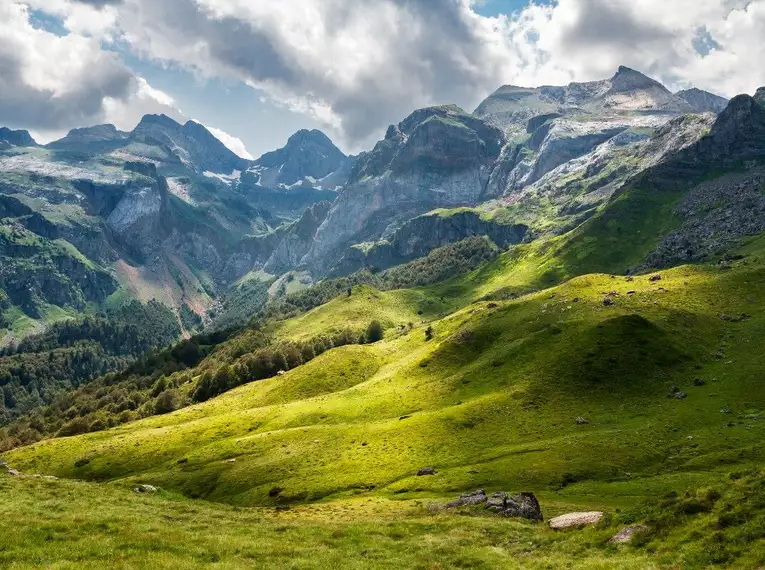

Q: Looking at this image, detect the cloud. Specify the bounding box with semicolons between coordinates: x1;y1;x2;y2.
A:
6;0;765;154
205;125;254;160
0;2;182;137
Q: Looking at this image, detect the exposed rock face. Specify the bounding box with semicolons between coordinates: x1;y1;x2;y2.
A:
304;105;504;274
475;66;693;135
549;511;604;529
264;201;332;274
0;128;37;148
329;210;526;276
675;88;729;114
131;114;248;174
250;130;350;189
445;489;543;521
754;87;765;106
48;124;129;149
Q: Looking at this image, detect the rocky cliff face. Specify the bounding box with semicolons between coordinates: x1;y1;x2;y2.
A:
48;124;130;151
264;201;332;274
131;115;248;174
479;68;727;202
329;210;527;276
303;105;504;274
249;130;350;190
0;128;37;148
675;88;729;114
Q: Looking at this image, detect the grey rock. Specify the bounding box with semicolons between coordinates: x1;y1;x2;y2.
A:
549;511;604;530
250;129;348;189
446;489;487;508
576;417;589;425
485;492;544;522
675;88;729;114
675;392;688;400
0;127;37;147
134;484;158;494
609;524;649;543
7;468;21;476
417;467;436;476
603;297;616;307
693;378;706;387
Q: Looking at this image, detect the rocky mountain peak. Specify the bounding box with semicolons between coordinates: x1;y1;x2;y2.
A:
755;87;765;106
131;114;248;174
610;65;666;93
675;88;729;114
49;124;129;148
251;129;347;188
0;128;37;148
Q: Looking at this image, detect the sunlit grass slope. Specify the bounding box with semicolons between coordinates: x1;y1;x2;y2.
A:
4;472;765;569
9;236;765;515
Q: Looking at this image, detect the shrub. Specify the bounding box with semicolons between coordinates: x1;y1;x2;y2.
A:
365;321;384;343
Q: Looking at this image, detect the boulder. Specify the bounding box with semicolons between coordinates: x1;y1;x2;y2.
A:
649;274;662;282
603;297;616;307
417;467;436;476
609;525;649;543
675;392;688;400
7;468;21;477
446;489;487;508
133;484;158;494
486;492;544;522
693;378;706;387
576;417;589;425
549;511;604;530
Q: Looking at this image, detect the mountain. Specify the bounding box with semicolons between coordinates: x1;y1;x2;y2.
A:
675;87;729;113
48;124;130;150
130;114;249;175
303;104;504;273
5;72;765;569
248;129;351;190
0;115;349;346
0;128;37;149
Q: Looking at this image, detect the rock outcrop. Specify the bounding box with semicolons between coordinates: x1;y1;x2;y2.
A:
445;489;543;522
328;209;526;276
675;88;729;114
303;105;504;274
0;128;37;148
549;511;604;530
131;114;248;174
249;129;350;189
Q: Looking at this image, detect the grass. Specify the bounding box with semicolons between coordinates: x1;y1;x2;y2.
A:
5;170;765;566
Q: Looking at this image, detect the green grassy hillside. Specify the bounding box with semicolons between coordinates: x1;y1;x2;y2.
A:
8;237;765;509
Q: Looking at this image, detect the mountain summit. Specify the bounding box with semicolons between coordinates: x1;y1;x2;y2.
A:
250;129;348;188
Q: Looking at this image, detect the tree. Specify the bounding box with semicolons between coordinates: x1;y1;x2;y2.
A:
365;321;384;343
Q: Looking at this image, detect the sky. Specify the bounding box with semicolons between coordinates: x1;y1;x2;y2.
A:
1;0;764;161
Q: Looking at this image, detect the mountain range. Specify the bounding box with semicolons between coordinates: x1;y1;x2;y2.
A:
4;64;765;568
0;66;748;346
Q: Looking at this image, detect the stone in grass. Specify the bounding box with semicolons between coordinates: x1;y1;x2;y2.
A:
7;468;21;476
609;525;649;543
649;274;662;282
417;467;436;476
486;492;544;522
446;489;487;508
576;417;589;425
603;297;616;307
134;484;158;494
549;511;604;530
675;392;688;400
693;378;706;386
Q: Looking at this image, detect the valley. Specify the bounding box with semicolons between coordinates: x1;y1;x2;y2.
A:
2;64;765;568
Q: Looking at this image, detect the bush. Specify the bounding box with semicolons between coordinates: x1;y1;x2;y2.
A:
365;321;384;343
